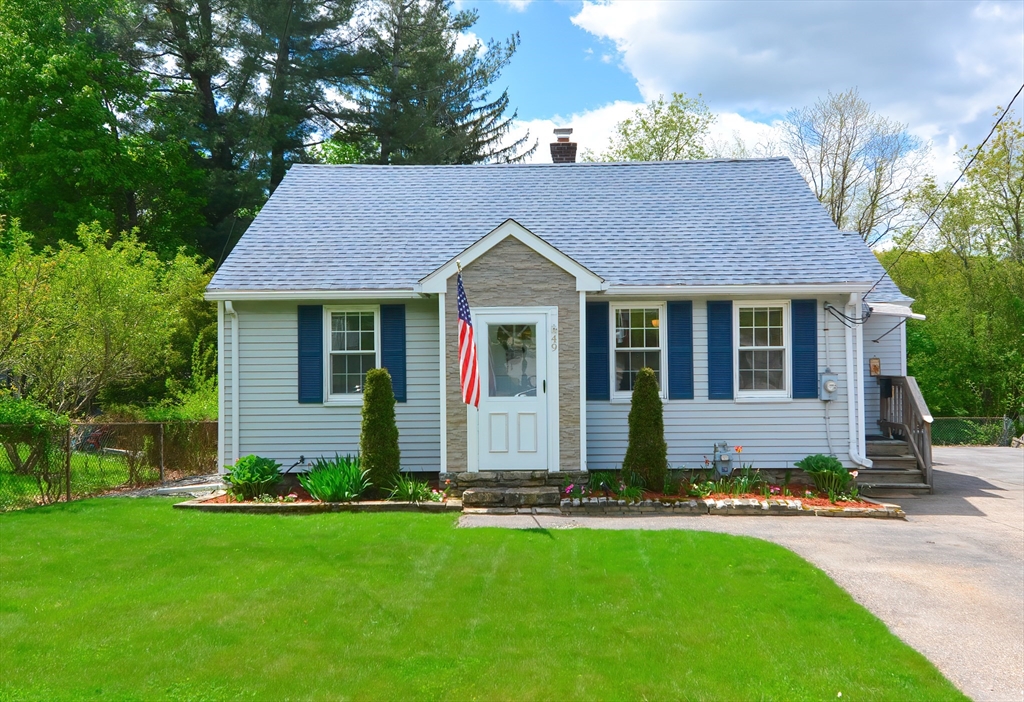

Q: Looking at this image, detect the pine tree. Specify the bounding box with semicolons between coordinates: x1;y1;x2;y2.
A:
360;367;401;490
622;367;668;490
346;0;535;165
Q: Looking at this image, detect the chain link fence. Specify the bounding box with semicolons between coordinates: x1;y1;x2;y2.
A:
931;416;1022;446
1;421;217;511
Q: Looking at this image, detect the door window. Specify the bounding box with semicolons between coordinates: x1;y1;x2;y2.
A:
487;324;537;397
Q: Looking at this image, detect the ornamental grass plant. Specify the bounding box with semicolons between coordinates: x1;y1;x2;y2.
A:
299;454;370;502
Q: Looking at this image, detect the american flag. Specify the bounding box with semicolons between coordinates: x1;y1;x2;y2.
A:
457;272;480;407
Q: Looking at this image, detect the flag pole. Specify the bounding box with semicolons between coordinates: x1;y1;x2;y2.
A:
456;259;462;273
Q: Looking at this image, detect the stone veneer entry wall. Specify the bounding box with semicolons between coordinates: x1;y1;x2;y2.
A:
445;236;581;473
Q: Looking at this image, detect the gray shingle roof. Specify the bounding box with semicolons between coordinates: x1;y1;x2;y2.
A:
209;158;910;303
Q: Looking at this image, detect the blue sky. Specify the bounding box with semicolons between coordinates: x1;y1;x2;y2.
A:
467;1;642;120
458;0;1024;180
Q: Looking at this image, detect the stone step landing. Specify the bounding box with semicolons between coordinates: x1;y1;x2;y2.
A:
441;470;584;496
461;486;561;508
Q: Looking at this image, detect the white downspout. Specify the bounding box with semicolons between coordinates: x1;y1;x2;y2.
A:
579;290;587;473
217;301;225;472
438;292;447;474
225;301;240;465
854;295;869;462
844;294;871;468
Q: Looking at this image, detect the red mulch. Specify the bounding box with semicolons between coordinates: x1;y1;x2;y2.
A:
636;489;877;509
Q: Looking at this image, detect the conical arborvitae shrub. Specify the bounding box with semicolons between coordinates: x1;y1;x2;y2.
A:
360;367;401;490
622;366;667;489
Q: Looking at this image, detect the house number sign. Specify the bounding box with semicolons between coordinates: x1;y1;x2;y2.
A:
550;325;558;351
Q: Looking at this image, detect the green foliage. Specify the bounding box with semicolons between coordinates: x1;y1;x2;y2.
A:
0;219;214;415
299;454;370;502
583;93;714;162
585;471;618;496
223;455;282;501
795;454;852;497
622;367;668;489
883;114;1024;419
387;475;436;503
0;396;69;505
360;368;400;490
350;0;534;165
0;0;206;254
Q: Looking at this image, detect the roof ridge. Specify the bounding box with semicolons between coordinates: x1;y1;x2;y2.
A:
288;157;792;170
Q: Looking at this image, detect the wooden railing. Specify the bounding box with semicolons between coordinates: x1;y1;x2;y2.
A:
878;375;934;488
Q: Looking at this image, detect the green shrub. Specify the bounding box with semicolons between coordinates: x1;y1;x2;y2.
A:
586;471;618;496
224;455;281;501
299;454;370;502
360;368;400;490
622;367;667;489
387;475;436;503
0;396;70;504
795;454;852;499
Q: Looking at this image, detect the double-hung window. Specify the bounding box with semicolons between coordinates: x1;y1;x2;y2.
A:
736;302;789;397
325;307;379;400
612;305;665;396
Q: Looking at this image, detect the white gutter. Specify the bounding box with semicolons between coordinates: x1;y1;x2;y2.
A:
601;283;871;297
205;289;423;302
844;294;872;469
224;301;240;465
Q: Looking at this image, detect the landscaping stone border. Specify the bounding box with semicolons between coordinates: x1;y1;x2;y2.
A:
172;491;464;514
173;491;904;519
553;496;905;519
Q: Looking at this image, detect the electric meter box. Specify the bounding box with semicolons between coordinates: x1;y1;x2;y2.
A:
819;372;839;402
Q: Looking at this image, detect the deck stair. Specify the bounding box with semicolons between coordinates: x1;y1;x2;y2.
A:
859;438;931;493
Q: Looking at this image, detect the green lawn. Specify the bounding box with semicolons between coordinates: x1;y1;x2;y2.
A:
0;500;963;701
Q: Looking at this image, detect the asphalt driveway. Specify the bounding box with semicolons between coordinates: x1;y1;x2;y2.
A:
461;447;1024;701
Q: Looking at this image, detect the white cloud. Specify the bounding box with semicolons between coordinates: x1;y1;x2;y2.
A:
497;0;533;11
508;101;643;162
569;0;1024;183
455;31;486;55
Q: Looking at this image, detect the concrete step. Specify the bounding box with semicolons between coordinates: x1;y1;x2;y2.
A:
857;468;925;486
861;482;933;493
462;486;560;508
866;439;910;457
870;455;920;470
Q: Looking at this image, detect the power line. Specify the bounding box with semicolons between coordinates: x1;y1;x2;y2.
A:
864;82;1024;298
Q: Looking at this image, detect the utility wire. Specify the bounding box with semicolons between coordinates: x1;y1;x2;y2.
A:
864;82;1024;298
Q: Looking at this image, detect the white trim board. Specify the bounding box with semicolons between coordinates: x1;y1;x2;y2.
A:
205;289;422;302
601;284;872;297
418;219;604;293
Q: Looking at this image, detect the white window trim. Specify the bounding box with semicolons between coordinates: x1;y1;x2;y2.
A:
733;300;791;402
609;302;668;401
323;305;381;406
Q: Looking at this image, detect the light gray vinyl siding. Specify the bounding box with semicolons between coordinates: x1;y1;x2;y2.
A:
587;296;855;471
863;313;906;435
221;299;440;471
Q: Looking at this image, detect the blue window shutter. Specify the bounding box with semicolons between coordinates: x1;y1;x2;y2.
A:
707;301;733;400
380;304;407;403
586;301;610;401
666;301;693;400
297;305;323;404
791;299;818;399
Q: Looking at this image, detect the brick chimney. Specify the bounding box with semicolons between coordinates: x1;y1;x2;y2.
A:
550;128;577;164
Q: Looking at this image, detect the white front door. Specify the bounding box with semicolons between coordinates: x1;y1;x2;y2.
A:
475;310;551;471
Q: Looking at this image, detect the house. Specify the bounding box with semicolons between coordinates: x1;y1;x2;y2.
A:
206;131;933;491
